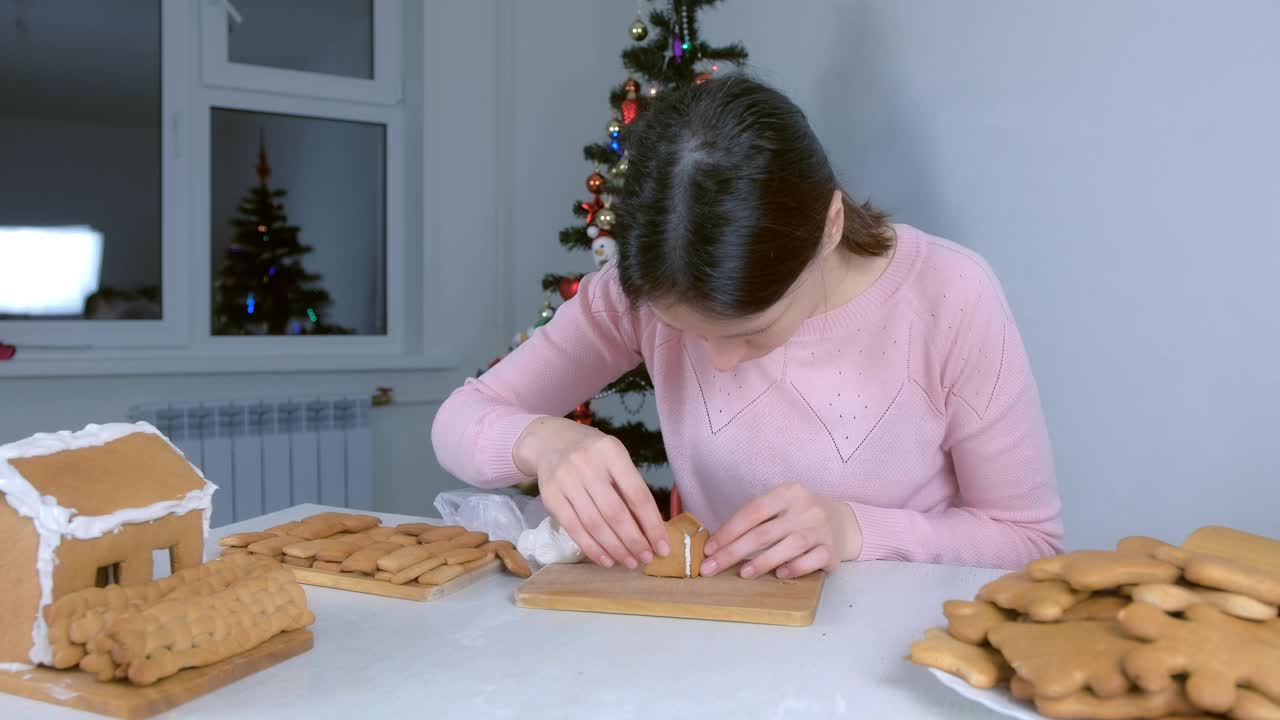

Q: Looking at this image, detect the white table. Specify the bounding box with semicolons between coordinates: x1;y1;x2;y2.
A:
2;504;1010;719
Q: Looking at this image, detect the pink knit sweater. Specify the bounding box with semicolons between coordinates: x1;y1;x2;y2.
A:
432;224;1063;569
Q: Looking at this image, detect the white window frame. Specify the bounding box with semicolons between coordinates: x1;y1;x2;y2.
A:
0;3;193;350
0;0;452;377
191;88;404;357
199;0;403;106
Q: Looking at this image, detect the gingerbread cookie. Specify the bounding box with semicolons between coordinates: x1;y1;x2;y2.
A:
497;546;532;578
218;532;277;548
1121;601;1280;713
977;571;1089;621
1131;583;1278;622
1061;595;1131;622
336;514;380;532
293;517;347;541
388;556;447;585
417;525;466;542
460;551;496;572
1182;554;1280;607
448;531;490;549
246;534;304;556
1028;550;1181;592
1116;536;1179;559
909;628;1011;689
444;548;486;565
942;600;1014;645
987;620;1137;699
1034;683;1198;720
417;564;466;586
340;541;402;575
395;523;434;536
1009;674;1036;701
377;545;436;573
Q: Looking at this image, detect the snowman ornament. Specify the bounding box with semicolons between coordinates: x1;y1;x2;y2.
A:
591;232;618;268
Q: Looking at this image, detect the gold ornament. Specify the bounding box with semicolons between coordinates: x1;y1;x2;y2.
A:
609;158;628;178
596;207;616;231
629;17;648;41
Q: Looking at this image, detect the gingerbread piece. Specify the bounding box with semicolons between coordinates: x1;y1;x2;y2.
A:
1009;674;1036;701
1034;684;1198;720
417;526;466;542
480;540;517;554
314;536;375;563
1232;687;1280;720
340;541;402;575
1121;602;1280;713
417;540;459;556
1132;583;1278;622
444;548;486;565
376;546;435;573
263;521;305;537
1182;554;1280;606
1152;544;1192;569
388;556;447;585
293;517;347;541
281;556;313;568
281;539;331;559
908;628;1011;689
497;546;532;578
384;533;419;546
374;571;394;582
976;571;1089;621
335;514;380;532
942;600;1014;645
364;527;398;540
417;564;466;585
459;552;496;572
448;531;490;549
987;620;1138;699
245;535;305;556
395;523;434;536
218;532;276;548
1028;550;1181;592
220;547;250;558
645;512;709;578
1116;535;1180;559
1060;594;1131;622
311;560;344;572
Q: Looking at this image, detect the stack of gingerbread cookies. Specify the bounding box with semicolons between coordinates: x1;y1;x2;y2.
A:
218;511;531;587
910;536;1280;719
45;553;313;686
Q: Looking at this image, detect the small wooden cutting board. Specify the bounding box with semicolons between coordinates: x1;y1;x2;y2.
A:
514;562;824;626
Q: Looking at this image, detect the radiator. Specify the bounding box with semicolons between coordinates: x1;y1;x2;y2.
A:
129;396;373;527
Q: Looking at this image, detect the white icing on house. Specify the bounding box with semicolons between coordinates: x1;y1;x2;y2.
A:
0;422;216;665
683;533;692;577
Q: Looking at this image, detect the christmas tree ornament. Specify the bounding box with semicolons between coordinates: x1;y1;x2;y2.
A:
629;17;648;41
595;206;616;231
572;402;595;426
586;224;601;239
623;77;641;94
586;171;606;194
592;234;619;268
535;302;555;327
621;87;639;124
579;194;603;224
607;117;623;138
647;82;660;97
558;275;581;300
608;157;628;179
695;72;712;84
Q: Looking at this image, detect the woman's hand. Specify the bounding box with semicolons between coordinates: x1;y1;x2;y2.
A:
514;416;670;569
702;482;863;579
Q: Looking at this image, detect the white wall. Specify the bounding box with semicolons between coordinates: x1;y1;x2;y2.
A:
503;0;1279;549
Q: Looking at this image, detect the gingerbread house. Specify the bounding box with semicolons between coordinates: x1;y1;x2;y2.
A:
0;422;216;666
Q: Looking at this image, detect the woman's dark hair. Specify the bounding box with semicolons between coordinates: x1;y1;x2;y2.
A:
617;74;891;318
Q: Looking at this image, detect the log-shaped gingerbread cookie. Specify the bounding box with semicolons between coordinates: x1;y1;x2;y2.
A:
417;564;466;585
444;548;487;565
497;546;532;578
1131;582;1278;622
336;514;381;532
417;525;466;542
246;534;305;556
218;532;277;548
388;556;447;585
340;541;402;575
376;545;435;573
447;531;489;549
395;523;435;536
293;517;347;541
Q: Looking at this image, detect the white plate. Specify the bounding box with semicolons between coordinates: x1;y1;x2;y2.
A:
928;669;1049;720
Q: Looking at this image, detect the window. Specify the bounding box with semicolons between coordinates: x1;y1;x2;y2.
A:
0;0;421;369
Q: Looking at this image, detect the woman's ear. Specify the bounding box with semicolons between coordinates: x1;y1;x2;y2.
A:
820;190;845;256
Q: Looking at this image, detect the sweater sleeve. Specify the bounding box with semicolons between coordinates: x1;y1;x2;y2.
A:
431;265;645;488
851;271;1063;570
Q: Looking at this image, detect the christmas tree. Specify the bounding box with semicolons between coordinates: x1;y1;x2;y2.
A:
483;1;746;508
213;136;351;336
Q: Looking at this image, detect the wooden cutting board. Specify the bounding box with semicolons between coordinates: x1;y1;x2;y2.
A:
0;629;312;719
290;557;502;601
514;562;824;626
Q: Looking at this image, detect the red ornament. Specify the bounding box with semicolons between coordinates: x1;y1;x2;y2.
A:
579;194;603;225
572;402;594;426
0;342;15;361
621;88;639;125
488;355;503;369
695;72;712;85
586;171;606;194
623;77;640;94
558;275;582;301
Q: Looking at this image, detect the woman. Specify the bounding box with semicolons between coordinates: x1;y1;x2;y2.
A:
433;75;1062;577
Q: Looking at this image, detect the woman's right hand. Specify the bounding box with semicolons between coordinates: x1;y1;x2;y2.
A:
514;416;670;568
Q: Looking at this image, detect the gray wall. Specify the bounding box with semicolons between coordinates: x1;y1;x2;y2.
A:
504;0;1280;549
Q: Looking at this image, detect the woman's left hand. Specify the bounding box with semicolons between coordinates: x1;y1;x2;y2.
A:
701;483;863;579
